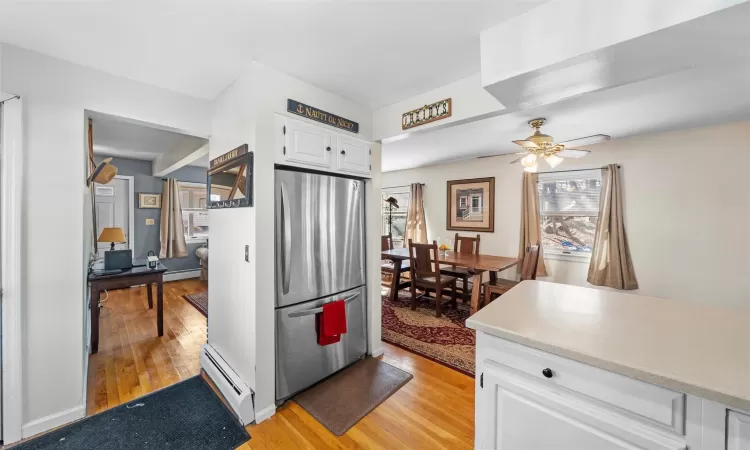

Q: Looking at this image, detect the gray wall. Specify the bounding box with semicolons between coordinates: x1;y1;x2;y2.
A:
94;156;207;273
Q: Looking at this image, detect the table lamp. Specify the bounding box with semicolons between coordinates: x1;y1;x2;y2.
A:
98;227;126;251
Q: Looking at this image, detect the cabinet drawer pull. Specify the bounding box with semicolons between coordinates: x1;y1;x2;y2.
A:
326;146;331;151
340;149;346;155
542;368;554;378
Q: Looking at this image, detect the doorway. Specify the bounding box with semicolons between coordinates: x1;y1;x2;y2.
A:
85;112;209;417
94;176;134;257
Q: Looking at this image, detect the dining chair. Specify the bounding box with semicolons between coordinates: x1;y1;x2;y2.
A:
482;244;540;307
381;234;410;289
407;239;458;318
439;233;480;303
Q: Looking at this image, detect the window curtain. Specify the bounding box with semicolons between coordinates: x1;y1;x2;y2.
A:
160;178;188;258
404;183;427;245
587;164;638;290
519;172;547;277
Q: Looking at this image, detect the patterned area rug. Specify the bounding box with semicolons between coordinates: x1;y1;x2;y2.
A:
382;290;476;376
183;291;208;317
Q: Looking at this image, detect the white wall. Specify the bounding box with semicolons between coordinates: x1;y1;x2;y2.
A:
208;61;377;422
0;43;211;436
382;121;750;309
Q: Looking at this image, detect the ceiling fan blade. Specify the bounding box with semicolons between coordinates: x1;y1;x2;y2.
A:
512;139;539;150
559;134;610;147
557;149;590;158
509;156;524;164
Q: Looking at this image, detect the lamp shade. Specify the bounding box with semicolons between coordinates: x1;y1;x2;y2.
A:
98;227;126;243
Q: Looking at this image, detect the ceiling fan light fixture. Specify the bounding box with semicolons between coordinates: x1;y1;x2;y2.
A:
545;154;563;168
520;153;537;168
524;164;538;173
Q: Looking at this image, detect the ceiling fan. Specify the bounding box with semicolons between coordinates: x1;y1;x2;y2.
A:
510;118;610;172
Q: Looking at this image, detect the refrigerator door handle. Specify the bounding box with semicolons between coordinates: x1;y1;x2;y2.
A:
286;293;359;318
281;181;292;295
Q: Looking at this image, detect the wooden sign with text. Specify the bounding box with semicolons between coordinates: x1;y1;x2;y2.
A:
210;144;248;169
287;99;359;133
402;98;452;130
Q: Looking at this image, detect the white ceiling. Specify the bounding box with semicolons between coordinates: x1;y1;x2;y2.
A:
90;112;208;166
0;0;546;108
383;3;750;172
382;64;750;172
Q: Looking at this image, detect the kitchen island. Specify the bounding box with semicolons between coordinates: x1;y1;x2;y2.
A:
466;281;750;450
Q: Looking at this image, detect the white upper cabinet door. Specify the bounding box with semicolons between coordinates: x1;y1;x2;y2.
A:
335;134;370;175
728;411;750;450
283;117;333;168
476;361;686;450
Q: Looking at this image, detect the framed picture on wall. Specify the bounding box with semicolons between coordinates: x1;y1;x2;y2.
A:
446;177;495;232
138;193;162;209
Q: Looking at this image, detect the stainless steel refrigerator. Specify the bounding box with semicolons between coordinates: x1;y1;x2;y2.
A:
274;168;367;401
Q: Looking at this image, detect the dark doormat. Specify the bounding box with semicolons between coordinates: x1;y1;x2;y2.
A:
294;357;412;436
14;376;249;450
183;291;208;317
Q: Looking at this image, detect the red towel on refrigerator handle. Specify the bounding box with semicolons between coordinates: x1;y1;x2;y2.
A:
317;299;347;346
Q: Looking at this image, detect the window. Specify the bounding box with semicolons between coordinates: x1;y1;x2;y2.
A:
382;187;410;248
537;170;602;259
178;181;209;241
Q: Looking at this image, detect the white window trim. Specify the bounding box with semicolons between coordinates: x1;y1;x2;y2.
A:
178;181;210;243
538;168;601;263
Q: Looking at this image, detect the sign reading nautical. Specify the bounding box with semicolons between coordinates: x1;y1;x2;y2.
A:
287;99;359;134
402;98;452;130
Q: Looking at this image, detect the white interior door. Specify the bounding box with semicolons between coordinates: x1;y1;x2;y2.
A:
95;177;132;257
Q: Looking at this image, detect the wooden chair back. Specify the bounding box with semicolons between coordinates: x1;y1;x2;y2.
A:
520;244;540;281
408;240;439;279
381;234;393;252
453;233;480;255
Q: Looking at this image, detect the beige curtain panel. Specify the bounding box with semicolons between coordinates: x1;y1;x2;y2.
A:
160;178;188;259
519;172;548;277
587;164;638;290
404;183;428;245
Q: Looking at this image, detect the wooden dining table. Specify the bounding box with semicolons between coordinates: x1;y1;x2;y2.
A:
381;248;520;315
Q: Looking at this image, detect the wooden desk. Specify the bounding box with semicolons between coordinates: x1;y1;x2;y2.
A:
381;248;519;315
88;262;168;354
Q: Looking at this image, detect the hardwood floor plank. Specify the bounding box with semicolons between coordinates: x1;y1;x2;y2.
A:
88;280;476;449
86;279;207;415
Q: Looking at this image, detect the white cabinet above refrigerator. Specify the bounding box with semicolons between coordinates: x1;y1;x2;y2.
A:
276;114;371;177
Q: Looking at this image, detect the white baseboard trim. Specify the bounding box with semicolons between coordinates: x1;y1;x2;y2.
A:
164;269;201;282
254;404;276;424
370;346;385;358
21;404;86;439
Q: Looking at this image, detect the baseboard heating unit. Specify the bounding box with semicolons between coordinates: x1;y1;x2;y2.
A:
200;344;255;425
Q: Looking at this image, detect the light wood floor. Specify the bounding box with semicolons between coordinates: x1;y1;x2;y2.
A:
86;279;208;415
87;279;475;448
239;343;476;449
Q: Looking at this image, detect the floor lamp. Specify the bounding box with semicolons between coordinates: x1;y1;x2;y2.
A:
384;197;399;236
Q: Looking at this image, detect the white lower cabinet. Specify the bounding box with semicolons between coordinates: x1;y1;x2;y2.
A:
475;331;745;450
477;360;685;450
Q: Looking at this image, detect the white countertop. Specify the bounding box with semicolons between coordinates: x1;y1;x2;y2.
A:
466;280;750;411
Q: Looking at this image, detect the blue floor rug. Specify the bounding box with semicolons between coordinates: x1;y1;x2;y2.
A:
14;376;249;450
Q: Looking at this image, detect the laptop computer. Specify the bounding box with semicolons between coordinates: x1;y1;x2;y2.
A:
104;249;133;270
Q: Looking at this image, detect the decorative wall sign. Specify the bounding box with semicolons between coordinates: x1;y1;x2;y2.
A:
139;193;162;209
402;98;452;130
210;144;249;169
208;144;254;209
446;177;495;232
287;99;359;133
